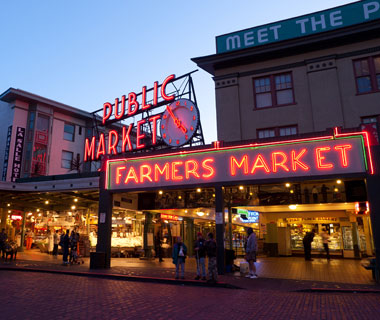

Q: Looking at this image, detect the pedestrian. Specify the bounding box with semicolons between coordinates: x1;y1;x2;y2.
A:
53;230;59;258
245;227;258;279
155;231;164;262
303;229;315;261
312;186;318;203
0;228;7;259
321;228;331;260
61;229;70;266
172;236;187;279
205;232;218;283
194;232;206;280
69;230;78;264
48;230;54;255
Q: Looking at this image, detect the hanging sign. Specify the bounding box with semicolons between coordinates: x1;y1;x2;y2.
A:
11;127;25;182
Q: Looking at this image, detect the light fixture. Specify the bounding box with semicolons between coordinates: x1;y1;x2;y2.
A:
27;212;33;216
158;190;163;195
38;213;42;217
36;209;40;212
45;200;49;205
285;183;291;188
7;203;10;207
290;190;294;194
184;210;188;213
178;196;182;200
196;188;201;193
288;204;297;210
337;179;342;184
74;198;78;202
71;205;76;210
239;186;244;190
8;210;11;213
212;194;215;197
196;211;205;217
249;192;253;196
334;188;339;192
164;220;169;224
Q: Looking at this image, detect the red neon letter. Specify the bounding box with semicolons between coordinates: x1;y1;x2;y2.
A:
315;147;333;169
136;119;146;149
108;130;119;155
127;92;139;116
185;160;200;179
141;86;151;110
122;124;133;151
291;149;309;171
251;154;270;174
115;96;126;120
153;81;158;106
84;137;96;162
272;152;289;172
154;163;170;181
172;161;183;181
140;165;153;182
116;166;126;184
149;115;161;145
230;155;248;176
334;144;352;167
124;167;139;184
102;102;113;124
202;158;215;178
161;74;175;102
96;133;106;159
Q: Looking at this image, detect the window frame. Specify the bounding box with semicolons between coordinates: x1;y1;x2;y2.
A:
257;125;298;139
63;122;75;142
61;150;73;169
353;55;380;95
253;72;296;109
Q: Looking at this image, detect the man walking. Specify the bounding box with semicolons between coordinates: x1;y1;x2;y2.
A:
205;232;217;283
303;229;315;261
194;232;206;280
172;236;187;279
52;230;59;258
321;228;331;260
245;227;258;279
0;228;7;259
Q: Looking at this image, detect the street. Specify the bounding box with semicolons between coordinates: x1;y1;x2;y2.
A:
1;271;380;320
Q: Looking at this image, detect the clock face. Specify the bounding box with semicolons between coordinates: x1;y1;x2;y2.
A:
160;98;200;147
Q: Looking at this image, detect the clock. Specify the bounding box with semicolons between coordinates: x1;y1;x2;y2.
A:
160;98;200;147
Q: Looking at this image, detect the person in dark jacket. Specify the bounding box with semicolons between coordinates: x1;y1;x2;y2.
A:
62;230;70;266
172;236;187;279
303;229;315;261
194;232;206;280
0;228;8;259
204;232;217;283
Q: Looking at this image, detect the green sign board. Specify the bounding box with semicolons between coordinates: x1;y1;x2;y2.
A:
216;0;380;53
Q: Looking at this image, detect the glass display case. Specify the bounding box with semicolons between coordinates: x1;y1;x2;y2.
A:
342;226;354;250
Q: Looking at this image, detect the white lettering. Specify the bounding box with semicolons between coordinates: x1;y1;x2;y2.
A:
363;1;380;19
257;28;268;43
226;35;241;50
244;31;255;46
269;25;281;39
330;10;343;27
296;18;309;34
311;15;326;31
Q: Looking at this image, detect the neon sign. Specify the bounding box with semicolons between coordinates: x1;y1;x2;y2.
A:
160;213;179;221
105;130;372;190
238;209;259;223
11;215;22;221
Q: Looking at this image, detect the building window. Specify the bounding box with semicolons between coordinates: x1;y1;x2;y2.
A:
258;126;297;139
361;115;378;124
61;150;73;169
64;123;75;141
353;56;380;94
253;73;294;108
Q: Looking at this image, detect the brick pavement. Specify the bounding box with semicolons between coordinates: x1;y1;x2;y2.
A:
0;271;380;320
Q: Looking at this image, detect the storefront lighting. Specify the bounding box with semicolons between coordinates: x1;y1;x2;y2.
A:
68;212;72;216
184;210;188;213
158;190;163;195
249;192;253;196
27;212;32;216
74;198;78;202
212;194;215;197
285;183;291;188
112;217;116;220
8;210;11;213
38;213;42;217
164;220;169;224
288;205;297;210
45;200;49;205
178;196;182;200
336;179;342;184
7;203;10;207
196;188;201;193
7;215;10;218
334;188;339;192
196;211;205;217
71;205;76;210
239;186;244;190
290;190;294;194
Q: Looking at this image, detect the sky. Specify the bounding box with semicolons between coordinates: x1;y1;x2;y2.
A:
0;0;354;143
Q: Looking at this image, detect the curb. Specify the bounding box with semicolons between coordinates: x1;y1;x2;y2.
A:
296;288;380;294
0;266;241;290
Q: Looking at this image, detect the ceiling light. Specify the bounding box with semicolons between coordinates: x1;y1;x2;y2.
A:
212;194;215;197
178;196;182;200
68;212;72;216
288;204;297;210
196;188;201;193
28;212;33;216
38;213;42;217
158;190;163;195
7;203;10;207
36;209;40;212
334;188;339;192
239;186;244;190
290;190;294;194
337;179;342;184
71;205;76;210
45;200;49;205
285;183;291;188
74;198;78;202
8;210;11;213
184;210;188;213
196;211;205;217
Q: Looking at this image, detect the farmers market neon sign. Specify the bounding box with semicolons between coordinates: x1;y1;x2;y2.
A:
104;129;373;190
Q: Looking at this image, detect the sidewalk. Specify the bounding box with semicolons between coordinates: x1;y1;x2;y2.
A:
1;249;378;292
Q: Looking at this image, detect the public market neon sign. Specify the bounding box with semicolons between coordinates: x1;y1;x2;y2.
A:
84;75;175;161
105;129;373;190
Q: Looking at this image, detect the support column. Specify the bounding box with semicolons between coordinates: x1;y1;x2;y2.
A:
227;206;233;250
18;211;26;252
143;212;153;259
92;171;113;269
215;186;225;275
